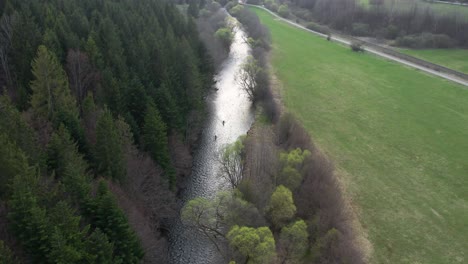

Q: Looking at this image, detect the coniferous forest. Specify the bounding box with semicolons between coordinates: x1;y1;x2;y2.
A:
0;0;214;262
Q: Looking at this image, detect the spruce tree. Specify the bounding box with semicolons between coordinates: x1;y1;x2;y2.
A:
142;104;175;187
30;45;77;122
187;0;200;18
0;240;17;263
0;133;30;198
8;173;51;262
87;181;143;263
46;125;87;179
95;108;125;182
0;95;42;166
86;228;115;264
47;201;90;263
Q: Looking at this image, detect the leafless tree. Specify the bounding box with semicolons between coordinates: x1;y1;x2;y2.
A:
181;191;265;260
237;56;262;102
104;117;177;264
66;50;97;105
181;193;230;260
217;136;245;189
0;14;14;91
242;126;277;210
197;7;230;69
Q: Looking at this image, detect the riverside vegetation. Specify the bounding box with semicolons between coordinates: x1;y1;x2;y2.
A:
181;2;365;264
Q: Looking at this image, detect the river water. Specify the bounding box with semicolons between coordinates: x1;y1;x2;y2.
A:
168;21;254;264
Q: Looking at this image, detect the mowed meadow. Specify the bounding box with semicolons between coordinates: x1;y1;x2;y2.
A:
400;48;468;75
251;7;468;264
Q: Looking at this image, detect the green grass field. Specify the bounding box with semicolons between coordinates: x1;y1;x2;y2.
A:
251;7;468;264
400;48;468;74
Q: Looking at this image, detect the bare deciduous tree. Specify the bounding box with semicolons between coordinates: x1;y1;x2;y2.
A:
242;126;277;210
0;14;14;90
237;56;262;102
66;49;97;105
181;191;265;261
218;136;245;189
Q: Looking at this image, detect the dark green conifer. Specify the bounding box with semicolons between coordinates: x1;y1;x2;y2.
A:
95;109;125;182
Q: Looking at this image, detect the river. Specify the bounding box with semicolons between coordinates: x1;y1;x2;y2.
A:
168;20;254;264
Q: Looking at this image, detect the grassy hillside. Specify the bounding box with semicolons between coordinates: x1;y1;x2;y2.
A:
251;6;468;264
400;48;468;74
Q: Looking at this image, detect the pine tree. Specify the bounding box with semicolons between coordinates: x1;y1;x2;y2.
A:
0;133;30;198
47;201;90;263
142;104;175;187
86;228;115;264
125;78;149;128
0;240;17;264
187;0;200;18
86;181;143;263
95;108;126;182
0;95;42;166
154;80;183;129
11;11;42;109
46;125;87;179
30;45;77;122
8;173;51;262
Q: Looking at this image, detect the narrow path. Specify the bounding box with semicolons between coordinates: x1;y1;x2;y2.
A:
433;0;468;7
244;4;468;88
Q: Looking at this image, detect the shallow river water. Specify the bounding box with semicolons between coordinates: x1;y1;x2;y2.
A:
168;21;254;264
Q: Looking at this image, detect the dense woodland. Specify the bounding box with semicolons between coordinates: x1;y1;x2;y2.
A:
259;0;468;48
0;0;219;262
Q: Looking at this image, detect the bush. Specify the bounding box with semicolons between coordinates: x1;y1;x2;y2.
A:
369;0;385;5
278;4;290;18
264;0;279;12
235;7;271;50
396;33;456;49
385;25;399;39
432;34;457;48
350;42;364;52
305;22;330;35
225;1;237;11
292;9;313;21
215;27;234;50
270;3;279;12
351;23;370;36
229;4;244;17
246;0;263;4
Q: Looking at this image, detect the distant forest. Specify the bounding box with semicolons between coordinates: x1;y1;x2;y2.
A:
0;0;215;262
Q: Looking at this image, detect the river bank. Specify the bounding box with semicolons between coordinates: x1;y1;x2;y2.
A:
168;18;254;264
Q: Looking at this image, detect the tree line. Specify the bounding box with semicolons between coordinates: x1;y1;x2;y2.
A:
261;0;468;48
0;0;218;262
